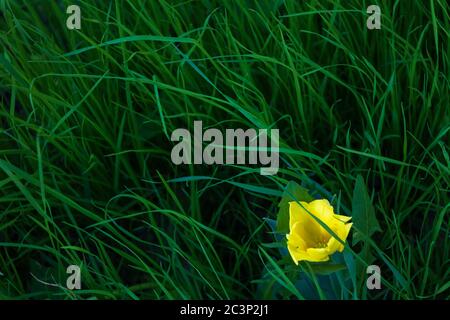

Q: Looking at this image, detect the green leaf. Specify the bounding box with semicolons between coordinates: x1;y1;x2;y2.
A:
305;262;347;275
276;181;314;233
63;35;195;57
351;175;381;244
436;282;450;295
261;241;286;249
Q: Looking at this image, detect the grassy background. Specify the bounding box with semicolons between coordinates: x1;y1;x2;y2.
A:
0;0;448;299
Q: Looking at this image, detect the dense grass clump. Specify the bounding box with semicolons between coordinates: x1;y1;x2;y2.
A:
0;0;448;299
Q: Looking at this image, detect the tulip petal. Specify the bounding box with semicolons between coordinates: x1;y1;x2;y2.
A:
307;199;334;222
326;235;341;254
305;199;340;238
326;222;353;253
306;248;331;262
338;222;353;252
287;199;353;264
287;246;312;265
290;201;329;227
286;222;308;250
288;201;309;230
333;214;352;223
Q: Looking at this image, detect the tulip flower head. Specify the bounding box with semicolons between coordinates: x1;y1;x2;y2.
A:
286;199;352;264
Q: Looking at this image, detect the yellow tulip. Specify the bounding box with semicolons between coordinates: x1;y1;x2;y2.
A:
286;199;352;264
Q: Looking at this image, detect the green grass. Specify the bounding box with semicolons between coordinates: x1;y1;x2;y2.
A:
0;0;448;299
